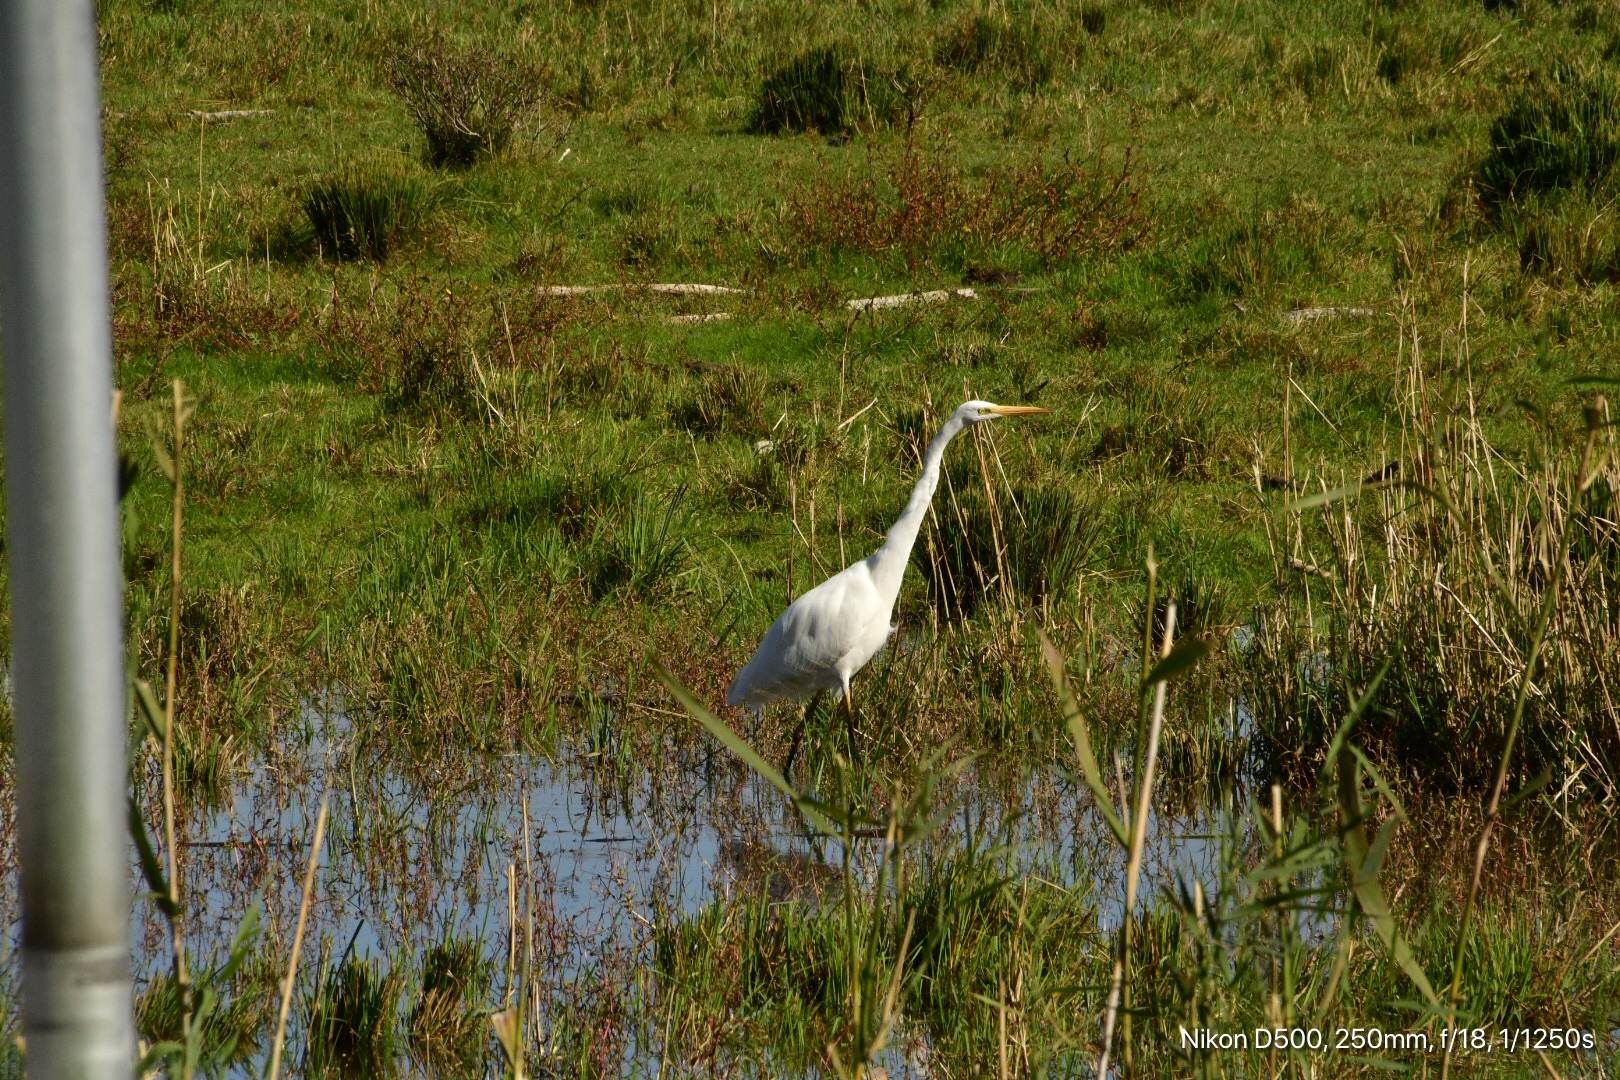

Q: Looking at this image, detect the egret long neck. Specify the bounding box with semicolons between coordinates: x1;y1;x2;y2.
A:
870;413;969;597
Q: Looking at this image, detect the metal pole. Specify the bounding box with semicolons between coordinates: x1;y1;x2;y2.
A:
0;0;134;1072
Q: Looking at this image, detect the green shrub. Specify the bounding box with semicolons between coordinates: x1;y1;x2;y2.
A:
303;158;428;262
386;38;544;168
1477;65;1620;209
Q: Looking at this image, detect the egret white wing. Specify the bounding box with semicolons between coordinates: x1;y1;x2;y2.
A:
727;562;884;705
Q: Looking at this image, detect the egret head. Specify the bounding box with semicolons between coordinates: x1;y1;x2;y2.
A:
957;399;1051;425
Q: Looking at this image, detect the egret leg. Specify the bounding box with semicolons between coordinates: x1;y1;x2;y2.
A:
844;691;859;763
782;691;822;782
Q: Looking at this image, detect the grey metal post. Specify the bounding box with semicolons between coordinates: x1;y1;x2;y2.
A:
0;0;134;1073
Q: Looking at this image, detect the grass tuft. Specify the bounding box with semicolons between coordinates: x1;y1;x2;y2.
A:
751;46;910;135
1477;64;1620;209
303;158;428;263
753;46;849;135
590;487;691;600
304;954;402;1080
917;485;1100;619
676;364;768;437
407;937;491;1075
1513;199;1620;281
935;12;1054;90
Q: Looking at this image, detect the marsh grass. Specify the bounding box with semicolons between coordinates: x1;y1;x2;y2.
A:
304;952;403;1080
68;0;1620;1072
753;46;849;135
648;571;1620;1077
406;937;493;1075
303;158;431;263
1170;193;1333;302
1241;349;1620;802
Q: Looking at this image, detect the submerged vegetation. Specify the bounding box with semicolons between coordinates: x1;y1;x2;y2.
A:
0;0;1618;1074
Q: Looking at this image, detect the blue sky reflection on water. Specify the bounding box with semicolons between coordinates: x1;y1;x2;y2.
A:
0;690;1304;1075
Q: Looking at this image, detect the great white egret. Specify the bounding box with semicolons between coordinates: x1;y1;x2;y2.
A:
727;400;1050;767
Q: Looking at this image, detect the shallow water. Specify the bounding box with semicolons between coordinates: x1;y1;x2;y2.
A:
9;688;1601;1077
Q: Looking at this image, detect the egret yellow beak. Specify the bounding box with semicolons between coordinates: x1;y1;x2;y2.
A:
985;405;1051;416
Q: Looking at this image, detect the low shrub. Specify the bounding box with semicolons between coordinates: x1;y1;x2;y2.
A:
386;38;544;168
1238;375;1620;800
785;146;1142;269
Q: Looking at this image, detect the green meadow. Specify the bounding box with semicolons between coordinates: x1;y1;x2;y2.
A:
1;0;1617;1075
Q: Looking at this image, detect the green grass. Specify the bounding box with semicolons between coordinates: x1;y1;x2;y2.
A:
14;0;1620;1073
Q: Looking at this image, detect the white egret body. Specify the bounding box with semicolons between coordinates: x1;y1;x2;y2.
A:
727;400;1048;709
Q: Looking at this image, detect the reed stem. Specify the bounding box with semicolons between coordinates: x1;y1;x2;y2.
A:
267;790;330;1080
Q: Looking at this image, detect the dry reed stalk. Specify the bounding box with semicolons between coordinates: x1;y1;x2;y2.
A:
266;789;330;1080
1439;571;1562;1080
160;378;193;1069
523;796;535;1070
1097;597;1177;1078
